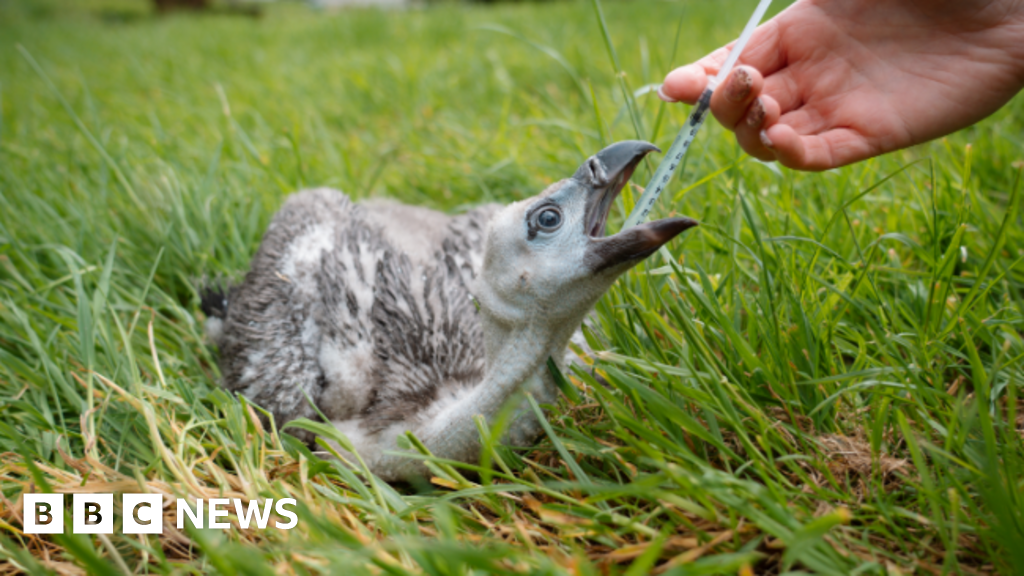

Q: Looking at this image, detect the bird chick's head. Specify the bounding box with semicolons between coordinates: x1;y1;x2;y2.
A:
476;140;698;326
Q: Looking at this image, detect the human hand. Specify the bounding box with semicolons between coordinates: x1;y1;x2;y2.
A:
659;0;1024;171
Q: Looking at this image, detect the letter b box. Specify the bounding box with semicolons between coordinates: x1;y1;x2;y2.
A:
72;494;114;534
22;494;64;534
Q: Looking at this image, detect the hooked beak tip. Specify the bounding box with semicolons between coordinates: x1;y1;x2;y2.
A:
585;216;699;273
576;140;661;186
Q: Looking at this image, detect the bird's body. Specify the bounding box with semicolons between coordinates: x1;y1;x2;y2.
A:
205;142;697;481
206;189;501;435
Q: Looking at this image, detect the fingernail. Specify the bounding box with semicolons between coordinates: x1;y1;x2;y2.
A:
657;85;678;103
759;129;774;150
746;98;765;127
725;67;752;102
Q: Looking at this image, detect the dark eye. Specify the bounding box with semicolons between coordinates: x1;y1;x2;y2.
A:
537;208;562;230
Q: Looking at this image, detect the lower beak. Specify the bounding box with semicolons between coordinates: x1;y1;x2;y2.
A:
585;217;699;273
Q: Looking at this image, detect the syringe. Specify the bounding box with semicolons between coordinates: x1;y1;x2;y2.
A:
622;0;774;229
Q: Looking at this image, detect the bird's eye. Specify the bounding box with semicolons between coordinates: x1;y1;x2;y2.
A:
537;208;562;230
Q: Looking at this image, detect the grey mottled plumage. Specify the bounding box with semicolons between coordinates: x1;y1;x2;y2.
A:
205;189;497;437
203;141;698;480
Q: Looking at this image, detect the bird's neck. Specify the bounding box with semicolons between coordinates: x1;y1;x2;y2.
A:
483;317;545;372
477;303;578;408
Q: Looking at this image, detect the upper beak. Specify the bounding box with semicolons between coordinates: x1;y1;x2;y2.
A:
573;140;699;273
575;140;661;238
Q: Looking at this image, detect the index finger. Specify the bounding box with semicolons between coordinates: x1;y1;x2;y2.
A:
660;17;787;104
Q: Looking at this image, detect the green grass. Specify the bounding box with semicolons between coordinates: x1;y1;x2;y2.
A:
2;0;1024;573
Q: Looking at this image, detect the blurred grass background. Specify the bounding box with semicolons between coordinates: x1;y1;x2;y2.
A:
1;0;1023;573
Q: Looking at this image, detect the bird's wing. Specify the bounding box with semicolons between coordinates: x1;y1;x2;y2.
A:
361;249;485;432
356;203;498;432
217;188;387;429
215;192;499;437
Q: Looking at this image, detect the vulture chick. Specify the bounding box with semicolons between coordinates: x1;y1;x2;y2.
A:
203;141;697;481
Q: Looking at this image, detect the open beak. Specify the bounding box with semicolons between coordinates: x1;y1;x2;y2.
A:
574;140;699;273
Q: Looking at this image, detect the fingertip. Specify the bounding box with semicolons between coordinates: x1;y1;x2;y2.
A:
725;65;764;101
709;66;765;131
764;124;811;170
735;96;778;161
746;94;779;129
661;64;708;105
735;127;776;162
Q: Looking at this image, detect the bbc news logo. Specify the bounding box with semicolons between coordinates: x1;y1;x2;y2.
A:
23;494;298;534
